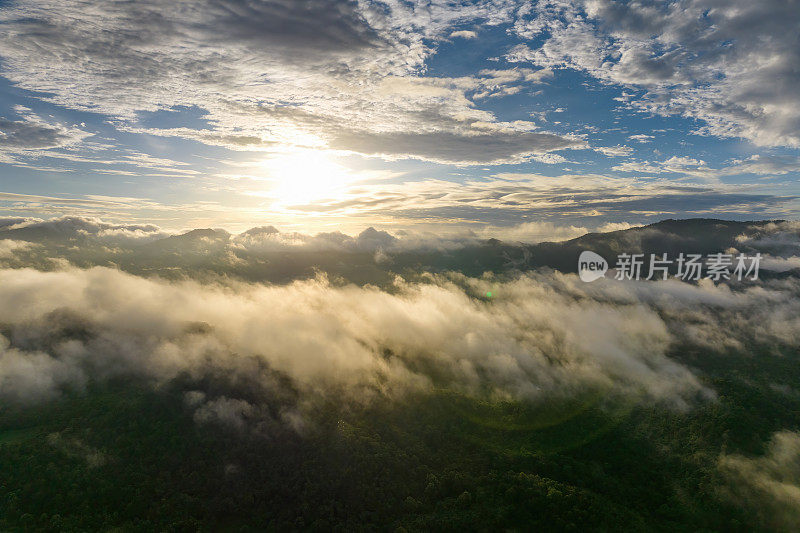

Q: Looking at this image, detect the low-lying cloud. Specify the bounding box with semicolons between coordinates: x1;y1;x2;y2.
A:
720;430;800;530
1;218;799;439
0;266;720;411
0;262;796;419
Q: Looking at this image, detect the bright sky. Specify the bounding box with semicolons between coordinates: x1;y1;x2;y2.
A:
0;0;798;234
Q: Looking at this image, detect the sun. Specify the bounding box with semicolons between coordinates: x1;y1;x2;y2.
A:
260;149;353;206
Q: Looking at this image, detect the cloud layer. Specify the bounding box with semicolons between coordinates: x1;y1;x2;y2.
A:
1;243;798;419
0;266;712;410
720;430;800;529
511;0;800;146
0;0;581;165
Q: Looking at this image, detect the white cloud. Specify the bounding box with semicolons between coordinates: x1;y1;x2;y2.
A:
720;431;800;530
510;0;800;147
628;134;654;143
0;110;91;169
0;215;169;244
478;221;587;243
285;171;793;225
0;0;555;165
530;153;568;164
0;265;716;408
760;256;800;272
594;145;633;157
0;116;83;150
596;221;639;233
330;130;584;165
0;239;33;258
449;30;478;39
2;219;800;424
612;156;711;178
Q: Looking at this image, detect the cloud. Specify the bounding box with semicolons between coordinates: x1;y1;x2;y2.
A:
449;30;478;40
0;333;85;403
192;395;255;432
0;215;169;244
529;153;568;164
589;221;640;234
0;264;720;410
0;214;586;254
720;431;800;530
2;170;791;231
0;0;533;164
510;0;800;147
594;145;634;157
720;155;800;177
0;239;33;258
733;221;800;256
46;431;107;468
760;256;800;272
288;172;795;225
612;156;712;178
478;221;587;243
0;117;82;150
0;109;90;169
1;217;800;433
329;130;585;165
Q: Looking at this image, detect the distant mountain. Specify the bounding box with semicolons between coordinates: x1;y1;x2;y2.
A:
518;218;780;273
0;217;794;283
382;219;784;278
140;228;231;254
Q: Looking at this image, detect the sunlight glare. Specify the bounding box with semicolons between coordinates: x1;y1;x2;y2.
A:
261;149;353;206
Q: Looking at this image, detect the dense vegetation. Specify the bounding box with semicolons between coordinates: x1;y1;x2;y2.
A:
1;342;797;531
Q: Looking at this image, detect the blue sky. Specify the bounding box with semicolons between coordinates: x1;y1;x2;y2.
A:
0;0;798;237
